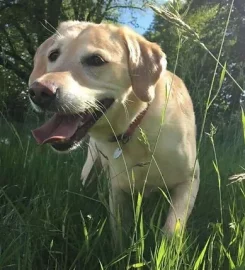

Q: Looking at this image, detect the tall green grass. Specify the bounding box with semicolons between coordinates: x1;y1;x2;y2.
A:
0;113;244;269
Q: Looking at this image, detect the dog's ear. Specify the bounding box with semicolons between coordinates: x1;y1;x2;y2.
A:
29;36;54;86
122;28;167;102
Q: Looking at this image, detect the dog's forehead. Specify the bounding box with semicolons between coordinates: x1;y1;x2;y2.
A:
82;24;122;44
56;22;123;52
79;26;123;52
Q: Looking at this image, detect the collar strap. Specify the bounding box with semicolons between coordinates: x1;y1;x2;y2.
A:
109;104;150;143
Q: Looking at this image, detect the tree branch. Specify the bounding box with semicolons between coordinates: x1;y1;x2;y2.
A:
0;27;32;71
47;0;63;29
0;55;28;82
105;5;144;12
100;0;114;21
12;22;36;57
86;6;97;21
1;27;16;51
0;49;31;71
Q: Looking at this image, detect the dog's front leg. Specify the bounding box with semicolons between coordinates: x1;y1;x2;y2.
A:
109;184;133;251
163;164;200;235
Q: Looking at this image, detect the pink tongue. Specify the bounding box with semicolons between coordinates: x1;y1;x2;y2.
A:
32;114;81;144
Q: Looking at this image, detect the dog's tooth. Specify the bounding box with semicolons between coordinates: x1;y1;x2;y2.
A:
78;121;84;128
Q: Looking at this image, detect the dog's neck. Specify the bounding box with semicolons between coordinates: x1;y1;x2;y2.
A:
89;92;149;143
108;104;149;143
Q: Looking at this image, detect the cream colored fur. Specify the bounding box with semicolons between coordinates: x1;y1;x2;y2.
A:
29;21;200;246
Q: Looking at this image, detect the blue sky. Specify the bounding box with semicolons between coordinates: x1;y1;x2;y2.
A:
119;1;167;34
120;8;155;34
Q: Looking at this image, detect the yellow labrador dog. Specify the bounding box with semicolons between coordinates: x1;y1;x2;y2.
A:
29;21;200;245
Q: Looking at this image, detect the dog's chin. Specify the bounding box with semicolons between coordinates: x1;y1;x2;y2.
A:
31;98;114;152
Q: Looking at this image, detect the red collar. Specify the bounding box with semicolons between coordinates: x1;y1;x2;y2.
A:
109;104;150;143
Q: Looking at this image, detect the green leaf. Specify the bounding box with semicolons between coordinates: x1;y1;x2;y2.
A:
194;237;210;270
219;62;227;89
135;193;142;224
127;262;147;269
221;245;236;269
156;238;167;268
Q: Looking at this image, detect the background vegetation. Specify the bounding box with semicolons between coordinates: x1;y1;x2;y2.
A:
0;0;244;269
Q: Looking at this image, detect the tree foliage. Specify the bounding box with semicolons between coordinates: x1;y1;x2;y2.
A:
145;0;245;125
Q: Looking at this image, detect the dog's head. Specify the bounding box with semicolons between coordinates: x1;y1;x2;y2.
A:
29;21;167;152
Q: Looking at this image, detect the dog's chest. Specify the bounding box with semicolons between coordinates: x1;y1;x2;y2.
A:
96;131;185;193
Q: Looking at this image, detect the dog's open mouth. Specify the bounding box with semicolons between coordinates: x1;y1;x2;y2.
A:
32;98;114;151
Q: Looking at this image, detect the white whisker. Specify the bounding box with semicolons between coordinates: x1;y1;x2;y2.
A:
44;20;62;37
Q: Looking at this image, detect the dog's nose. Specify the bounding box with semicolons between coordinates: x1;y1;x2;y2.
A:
29;81;57;108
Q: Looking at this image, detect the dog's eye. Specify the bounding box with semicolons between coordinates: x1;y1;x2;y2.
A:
84;55;107;66
48;49;60;62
